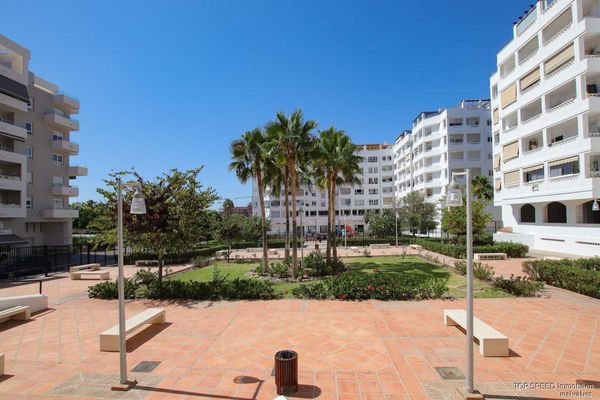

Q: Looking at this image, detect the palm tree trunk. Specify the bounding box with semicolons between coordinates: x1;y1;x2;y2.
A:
257;170;269;273
326;182;332;264
290;159;298;278
332;176;338;264
284;166;290;260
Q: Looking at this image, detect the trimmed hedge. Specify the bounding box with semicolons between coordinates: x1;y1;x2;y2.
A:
291;272;448;300
413;239;528;259
522;258;600;299
124;245;228;265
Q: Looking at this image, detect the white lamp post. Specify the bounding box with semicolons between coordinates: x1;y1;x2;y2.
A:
112;178;146;391
446;169;477;397
300;205;304;272
593;199;599;212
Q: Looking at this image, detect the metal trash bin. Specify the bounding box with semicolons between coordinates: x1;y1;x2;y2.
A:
274;350;298;395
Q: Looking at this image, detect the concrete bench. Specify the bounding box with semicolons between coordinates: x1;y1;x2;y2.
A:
69;263;101;273
444;309;509;357
70;270;110;280
542;256;563;261
0;353;4;375
100;308;166;352
134;260;159;267
350;246;361;253
474;253;507;261
0;294;48;313
369;243;390;249
268;249;278;255
246;248;263;253
409;244;423;251
0;305;31;324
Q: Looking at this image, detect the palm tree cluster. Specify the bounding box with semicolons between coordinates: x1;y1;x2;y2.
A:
229;109;361;278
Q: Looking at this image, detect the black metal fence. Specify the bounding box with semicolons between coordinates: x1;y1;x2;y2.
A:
0;244;117;282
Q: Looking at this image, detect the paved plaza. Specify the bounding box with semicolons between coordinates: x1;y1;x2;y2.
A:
0;259;599;400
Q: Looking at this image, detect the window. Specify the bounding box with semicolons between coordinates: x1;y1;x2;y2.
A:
367;156;378;162
368;167;378;173
53;199;63;209
355;189;364;195
549;156;579;177
27;171;33;184
53;154;63;166
53;132;64;141
26;196;32;209
311;201;316;206
368;199;379;206
25;122;32;135
355;199;364;206
26;146;33;159
368;177;378;184
321;201;326;207
53;176;64;186
466;117;480;126
270;200;280;207
449;118;463;126
368;188;378;195
520;204;536;223
547;202;567;223
523;164;544;182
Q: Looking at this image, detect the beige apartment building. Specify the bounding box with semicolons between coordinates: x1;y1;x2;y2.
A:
0;34;86;246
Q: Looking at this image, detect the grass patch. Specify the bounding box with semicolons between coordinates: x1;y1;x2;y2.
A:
171;256;511;299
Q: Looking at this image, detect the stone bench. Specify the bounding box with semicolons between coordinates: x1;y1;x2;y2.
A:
0;305;31;324
350;246;361;253
369;243;390;249
70;270;110;280
0;294;48;313
69;263;101;273
134;260;159;267
409;244;423;251
444;309;509;357
100;308;166;352
474;253;507;261
542;256;563;261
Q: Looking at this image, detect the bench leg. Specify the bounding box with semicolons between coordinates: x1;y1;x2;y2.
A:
480;338;509;357
12;310;30;321
0;353;4;376
150;311;166;324
99;334;120;352
444;315;459;326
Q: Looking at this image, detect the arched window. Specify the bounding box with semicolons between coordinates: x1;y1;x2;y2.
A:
547;202;567;223
581;201;600;224
520;204;536;223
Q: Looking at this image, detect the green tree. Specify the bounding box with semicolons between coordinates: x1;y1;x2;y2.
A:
72;200;105;232
266;110;317;277
364;209;396;237
97;167;218;286
312;127;361;264
471;175;493;201
397;192;437;235
441;178;493;238
221;198;235;217
229;128;271;272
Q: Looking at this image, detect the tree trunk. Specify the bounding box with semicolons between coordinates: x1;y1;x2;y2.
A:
284;165;290;260
158;255;164;288
257;170;270;273
290;159;298;279
331;176;338;264
325;182;332;264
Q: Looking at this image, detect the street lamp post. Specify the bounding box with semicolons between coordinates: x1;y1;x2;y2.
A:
300;205;304;271
112;178;146;391
446;169;477;397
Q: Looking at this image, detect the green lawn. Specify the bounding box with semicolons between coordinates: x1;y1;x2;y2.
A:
170;256;511;299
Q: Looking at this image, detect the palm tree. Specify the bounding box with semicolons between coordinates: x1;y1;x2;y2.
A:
266;110;316;278
471;175;493;201
312;127;361;265
229;128;270;272
262;156;290;259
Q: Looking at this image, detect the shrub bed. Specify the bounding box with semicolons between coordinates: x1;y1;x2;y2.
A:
491;275;544;297
414;239;528;259
124;245;228;265
522;258;600;299
291;272;448;300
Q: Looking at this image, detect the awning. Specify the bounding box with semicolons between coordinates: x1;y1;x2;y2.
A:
504;170;520;187
520;67;540;91
503;141;520;161
501;83;517;109
548;155;579;168
495;179;502;191
545;43;574;76
0;234;28;246
523;164;544;173
0;75;30;104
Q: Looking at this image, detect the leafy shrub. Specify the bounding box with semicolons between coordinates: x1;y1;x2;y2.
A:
192;256;211;268
474;263;495;281
491;275;543;297
303;251;332;277
124;245;228;265
292;272;448;301
88;278;138;299
522;259;600;299
414;239;528;259
146;278;278;300
132;268;159;285
270;262;290;279
454;260;467;276
253;262;267;275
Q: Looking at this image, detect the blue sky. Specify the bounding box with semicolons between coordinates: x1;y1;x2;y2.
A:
3;0;529;205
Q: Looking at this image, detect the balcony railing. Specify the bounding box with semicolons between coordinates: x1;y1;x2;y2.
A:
548;135;577;147
0;203;21;208
0;174;21;181
519;49;539;65
547;97;575;112
543;23;572;47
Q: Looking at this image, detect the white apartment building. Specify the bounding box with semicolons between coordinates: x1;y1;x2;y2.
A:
0;34;85;246
394;100;498;229
490;0;600;256
252;144;395;236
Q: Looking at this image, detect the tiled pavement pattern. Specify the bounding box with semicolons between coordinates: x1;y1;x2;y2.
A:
0;261;599;399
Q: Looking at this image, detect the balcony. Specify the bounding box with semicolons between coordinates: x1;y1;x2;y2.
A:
0;120;27;141
68;166;88;178
545;80;577;113
0;173;24;191
51;185;79;197
0;147;26;165
0;203;25;218
52;140;79;155
44;112;79;131
0;92;28;112
542;8;572;46
42;208;79;219
53;93;80;114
